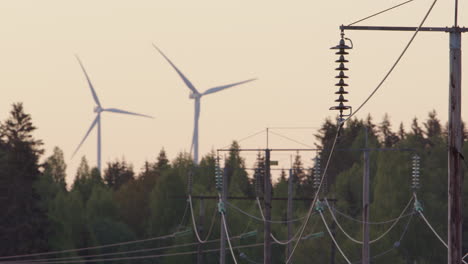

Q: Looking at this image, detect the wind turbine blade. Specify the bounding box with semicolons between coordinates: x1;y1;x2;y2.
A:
103;108;154;119
72;115;99;158
202;78;257;96
75;55;102;107
152;44;200;95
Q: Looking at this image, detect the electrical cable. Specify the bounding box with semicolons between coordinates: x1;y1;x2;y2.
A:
319;211;352;264
285;125;343;264
221;213;239;264
3;232;257;264
351;212;414;264
344;0;438;122
348;0;415;26
221;129;265;149
0;233;178;260
413;194;468;264
188;195;217;243
254;197;319;246
268;131;315;148
6;239;218;263
6;242;265;264
413;194;447;248
331;205;415;225
227;200;306;224
324;196;414;244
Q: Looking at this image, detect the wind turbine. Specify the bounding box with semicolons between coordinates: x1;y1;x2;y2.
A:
153;44;256;164
72;56;153;172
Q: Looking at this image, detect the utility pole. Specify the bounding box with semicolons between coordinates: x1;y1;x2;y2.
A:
287;168;294;259
362;128;370;264
219;167;228;264
197;198;205;264
448;2;463;262
339;2;466;262
264;149;272;264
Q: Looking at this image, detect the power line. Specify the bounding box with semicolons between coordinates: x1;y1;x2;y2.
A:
0;232;178;260
285;125;343;264
222;213;239;264
320;210;352;264
344;0;438;122
351;212;414;264
8;242;265;264
221;129;265;149
331;204;415;225
414;193;468;264
348;0;415;26
188;195;218;243
324;196;414;244
268;131;315;149
225;200;308;224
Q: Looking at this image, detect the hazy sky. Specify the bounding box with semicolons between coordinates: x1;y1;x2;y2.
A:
0;0;466;184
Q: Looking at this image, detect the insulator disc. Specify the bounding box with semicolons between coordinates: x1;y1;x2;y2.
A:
335;79;348;86
335;49;349;55
335;87;349;95
335;71;349;79
335;63;349;71
335;55;349;63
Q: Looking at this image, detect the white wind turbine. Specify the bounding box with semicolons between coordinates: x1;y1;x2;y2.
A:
153;44;256;164
72;56;154;172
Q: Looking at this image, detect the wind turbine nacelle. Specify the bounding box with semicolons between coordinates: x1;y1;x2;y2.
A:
94;106;101;113
189;92;200;99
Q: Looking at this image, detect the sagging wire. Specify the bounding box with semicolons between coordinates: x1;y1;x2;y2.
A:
7;242;266;264
254;197;319;246
319;209;352;264
413;193;468;264
221;209;239;264
0;230;182;261
330;204;415;225
226;200;307;224
323;196;414;244
188;195;218;244
351;212;414;264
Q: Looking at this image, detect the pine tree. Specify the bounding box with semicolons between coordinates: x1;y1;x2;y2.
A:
0;103;49;255
378;113;399;147
103;159;135;190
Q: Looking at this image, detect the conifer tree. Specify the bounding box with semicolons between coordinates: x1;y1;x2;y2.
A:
0;103;48;255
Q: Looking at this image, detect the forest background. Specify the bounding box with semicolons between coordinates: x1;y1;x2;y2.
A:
1;102;467;264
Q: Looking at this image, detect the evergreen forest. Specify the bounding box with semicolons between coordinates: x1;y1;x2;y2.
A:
1;103;468;264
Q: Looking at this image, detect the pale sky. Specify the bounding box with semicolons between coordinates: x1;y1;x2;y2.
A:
0;0;466;184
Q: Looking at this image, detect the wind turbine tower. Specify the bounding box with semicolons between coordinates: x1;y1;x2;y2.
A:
153;45;256;164
73;56;154;172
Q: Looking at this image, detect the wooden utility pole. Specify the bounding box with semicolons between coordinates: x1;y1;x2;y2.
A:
362;129;370;264
264;149;272;264
197;198;205;264
287;168;294;259
448;3;462;262
339;4;467;262
219;168;228;264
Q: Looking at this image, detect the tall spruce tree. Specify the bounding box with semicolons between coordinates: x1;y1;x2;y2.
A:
0;103;49;255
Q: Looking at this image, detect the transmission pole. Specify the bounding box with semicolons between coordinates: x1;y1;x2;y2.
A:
287;168;294;259
448;2;462;262
219;167;228;264
337;2;466;263
362;128;370;264
264;149;272;264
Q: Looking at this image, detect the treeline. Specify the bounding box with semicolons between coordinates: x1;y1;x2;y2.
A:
1;103;467;264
